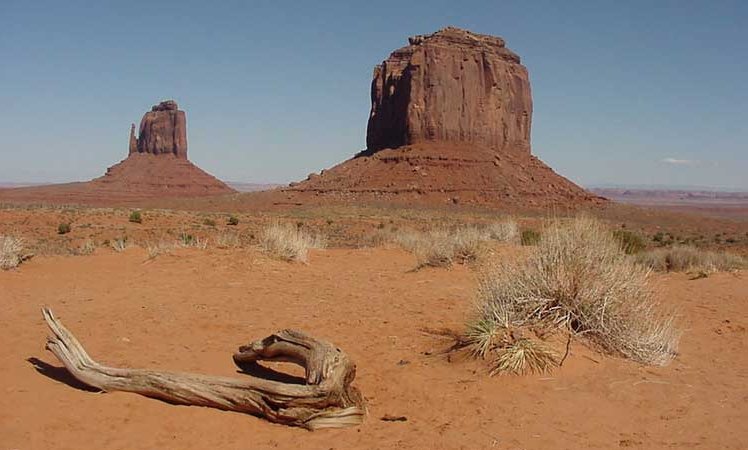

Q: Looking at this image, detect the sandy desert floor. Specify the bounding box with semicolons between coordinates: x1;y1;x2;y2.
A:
1;244;746;450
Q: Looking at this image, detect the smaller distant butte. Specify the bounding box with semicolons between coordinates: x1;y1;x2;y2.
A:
0;100;234;205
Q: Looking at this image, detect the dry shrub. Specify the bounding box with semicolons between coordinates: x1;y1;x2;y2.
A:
76;239;96;256
30;239;73;256
520;229;541;246
452;227;491;263
260;222;326;263
144;240;176;259
635;246;745;273
177;233;208;249
111;237;132;252
1;235;27;270
214;230;241;249
485;219;519;243
490;339;559;376
612;229;646;254
393;226;490;268
466;216;679;374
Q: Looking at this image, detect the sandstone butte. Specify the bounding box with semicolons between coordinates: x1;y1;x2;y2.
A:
286;27;604;208
0;101;234;205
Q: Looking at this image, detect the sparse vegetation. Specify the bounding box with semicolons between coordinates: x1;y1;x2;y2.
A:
1;235;28;270
260;222;326;263
635;246;745;273
465;216;679;375
111;237;131;252
144;240;176;259
485;219;520;243
520;229;540;246
227;215;240;226
76;239;96;255
178;233;207;249
490;338;559;376
31;239;74;256
57;223;71;235
203;218;216;227
393;226;490;268
613;229;646;254
214;230;240;248
129;211;142;224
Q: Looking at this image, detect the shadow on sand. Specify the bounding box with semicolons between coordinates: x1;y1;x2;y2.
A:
27;357;101;393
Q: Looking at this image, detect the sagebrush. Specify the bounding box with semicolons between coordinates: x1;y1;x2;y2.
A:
260;223;326;262
1;235;26;270
392;220;518;268
635;246;745;272
466;216;679;375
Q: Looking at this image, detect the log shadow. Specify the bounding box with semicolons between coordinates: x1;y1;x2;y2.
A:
234;361;306;385
27;357;101;393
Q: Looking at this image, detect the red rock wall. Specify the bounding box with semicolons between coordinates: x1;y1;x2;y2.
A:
134;100;188;158
366;27;532;154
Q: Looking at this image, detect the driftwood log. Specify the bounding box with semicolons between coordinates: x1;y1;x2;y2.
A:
41;307;365;429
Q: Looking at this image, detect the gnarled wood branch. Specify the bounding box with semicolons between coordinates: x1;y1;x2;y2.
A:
41;307;364;429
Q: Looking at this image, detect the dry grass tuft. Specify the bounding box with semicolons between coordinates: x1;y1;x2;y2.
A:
144;240;177;259
111;237;132;253
177;233;208;249
1;235;28;270
214;230;241;249
260;222;326;263
490;338;558;376
393;226;492;268
466;216;680;374
76;239;96;256
635;246;745;273
485;219;520;243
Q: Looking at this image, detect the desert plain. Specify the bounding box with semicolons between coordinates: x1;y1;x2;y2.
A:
1;25;747;450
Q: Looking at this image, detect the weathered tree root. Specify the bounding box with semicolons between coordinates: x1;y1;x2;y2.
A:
41;307;365;430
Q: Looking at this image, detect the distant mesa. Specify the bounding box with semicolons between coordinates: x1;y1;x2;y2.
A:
0;100;234;205
287;27;604;208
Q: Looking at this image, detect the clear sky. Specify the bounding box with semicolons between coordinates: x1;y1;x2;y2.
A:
1;0;746;189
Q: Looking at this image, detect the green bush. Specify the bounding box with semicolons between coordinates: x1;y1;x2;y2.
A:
520;229;540;246
612;230;646;254
227;216;239;226
57;223;71;235
129;211;142;224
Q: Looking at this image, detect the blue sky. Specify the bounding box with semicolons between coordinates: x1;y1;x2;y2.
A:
1;0;746;189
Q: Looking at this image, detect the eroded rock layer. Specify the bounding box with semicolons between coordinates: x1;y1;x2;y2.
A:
287;143;602;208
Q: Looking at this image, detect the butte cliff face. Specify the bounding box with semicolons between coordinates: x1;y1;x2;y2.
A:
288;27;602;209
129;100;188;158
366;27;532;154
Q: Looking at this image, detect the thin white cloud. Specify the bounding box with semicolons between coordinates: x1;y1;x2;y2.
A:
661;158;700;166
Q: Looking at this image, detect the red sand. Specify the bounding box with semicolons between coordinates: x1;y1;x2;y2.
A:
1;246;746;449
